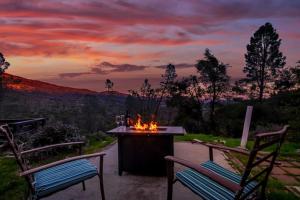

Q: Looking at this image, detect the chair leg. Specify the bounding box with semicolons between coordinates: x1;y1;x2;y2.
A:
166;160;174;200
167;180;173;200
26;185;35;200
98;156;105;200
82;181;86;191
98;174;105;200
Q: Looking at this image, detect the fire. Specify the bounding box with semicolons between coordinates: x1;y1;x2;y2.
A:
134;114;148;130
133;114;158;131
149;121;158;131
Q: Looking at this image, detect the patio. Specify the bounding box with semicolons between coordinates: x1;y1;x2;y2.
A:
44;142;233;200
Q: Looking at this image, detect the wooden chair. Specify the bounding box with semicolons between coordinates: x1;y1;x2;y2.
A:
0;122;106;200
165;125;289;200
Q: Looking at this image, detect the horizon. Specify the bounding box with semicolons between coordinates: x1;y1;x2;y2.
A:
1;0;300;92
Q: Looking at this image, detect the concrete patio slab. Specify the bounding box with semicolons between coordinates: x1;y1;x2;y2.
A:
44;142;233;200
271;167;286;175
283;167;300;175
273;174;299;185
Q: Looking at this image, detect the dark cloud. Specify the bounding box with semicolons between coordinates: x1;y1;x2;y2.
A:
59;72;91;78
110;64;147;72
156;63;195;69
59;61;147;78
59;61;196;78
90;67;110;75
92;62;147;74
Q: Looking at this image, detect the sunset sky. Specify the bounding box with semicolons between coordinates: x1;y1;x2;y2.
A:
1;0;300;92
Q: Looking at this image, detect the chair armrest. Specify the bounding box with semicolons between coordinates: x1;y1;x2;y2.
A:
192;139;281;165
21;141;85;155
20;152;106;176
165;156;241;192
192;139;250;156
256;125;289;138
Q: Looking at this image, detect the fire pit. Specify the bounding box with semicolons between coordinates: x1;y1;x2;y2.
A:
107;125;186;176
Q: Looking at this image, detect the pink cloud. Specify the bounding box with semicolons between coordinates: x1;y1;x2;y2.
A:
0;0;300;91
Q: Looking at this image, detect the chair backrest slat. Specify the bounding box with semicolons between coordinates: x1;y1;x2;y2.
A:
254;137;281;152
251;151;276;168
236;125;289;199
245;166;269;185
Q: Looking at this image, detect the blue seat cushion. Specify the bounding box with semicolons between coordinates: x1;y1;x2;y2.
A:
34;159;98;198
176;161;257;200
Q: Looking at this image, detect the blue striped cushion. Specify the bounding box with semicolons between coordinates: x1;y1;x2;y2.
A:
176;161;257;200
34;159;98;198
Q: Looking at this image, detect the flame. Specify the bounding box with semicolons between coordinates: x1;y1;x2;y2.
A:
134;114;148;130
149;121;158;131
133;114;158;131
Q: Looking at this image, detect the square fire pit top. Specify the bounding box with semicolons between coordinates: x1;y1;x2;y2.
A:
106;126;186;136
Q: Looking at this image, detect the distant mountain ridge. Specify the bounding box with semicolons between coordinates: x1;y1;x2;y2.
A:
3;73;127;96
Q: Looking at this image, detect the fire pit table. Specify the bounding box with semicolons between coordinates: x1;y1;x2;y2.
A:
107;126;186;176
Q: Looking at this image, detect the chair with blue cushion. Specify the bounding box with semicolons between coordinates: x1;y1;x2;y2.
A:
165;125;289;200
0;120;106;200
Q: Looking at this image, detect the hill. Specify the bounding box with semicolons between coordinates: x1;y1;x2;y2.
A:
2;73;127;96
0;74;128;134
3;73;98;95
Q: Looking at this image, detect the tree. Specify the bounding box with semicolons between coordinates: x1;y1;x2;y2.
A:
0;52;10;99
275;68;295;91
105;79;114;92
154;64;177;115
244;22;286;102
275;61;300;91
166;75;206;132
232;80;247;95
291;61;300;85
196;49;230;128
128;79;159;121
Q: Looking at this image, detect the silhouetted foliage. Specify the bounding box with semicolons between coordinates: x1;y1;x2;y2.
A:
167;75;206;132
0;52;10;100
0;89;123;135
275;68;296;91
196;49;230;129
25;122;82;149
292;61;300;84
105;79;114;92
128;79;159;121
154;64;177;115
80;95;108;133
244;22;286;102
0;53;10;75
232;80;247;95
275;61;300;91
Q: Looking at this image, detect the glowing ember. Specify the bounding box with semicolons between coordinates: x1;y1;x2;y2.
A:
133;114;158;131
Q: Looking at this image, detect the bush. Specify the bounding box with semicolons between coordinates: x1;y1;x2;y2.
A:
88;131;108;142
215;101;288;138
215;103;246;137
24;122;82;149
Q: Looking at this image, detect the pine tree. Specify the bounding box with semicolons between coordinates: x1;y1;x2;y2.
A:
154;64;177;115
196;49;230;129
244;22;286;102
105;79;114;92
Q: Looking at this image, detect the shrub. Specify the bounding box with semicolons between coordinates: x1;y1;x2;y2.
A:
24;122;82;149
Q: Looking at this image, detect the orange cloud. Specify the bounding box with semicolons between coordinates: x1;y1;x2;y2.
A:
1;0;300;93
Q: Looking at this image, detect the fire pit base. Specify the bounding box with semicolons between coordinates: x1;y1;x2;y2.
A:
107;126;186;176
118;135;173;176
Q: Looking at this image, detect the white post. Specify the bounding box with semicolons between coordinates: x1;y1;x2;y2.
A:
240;106;253;149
